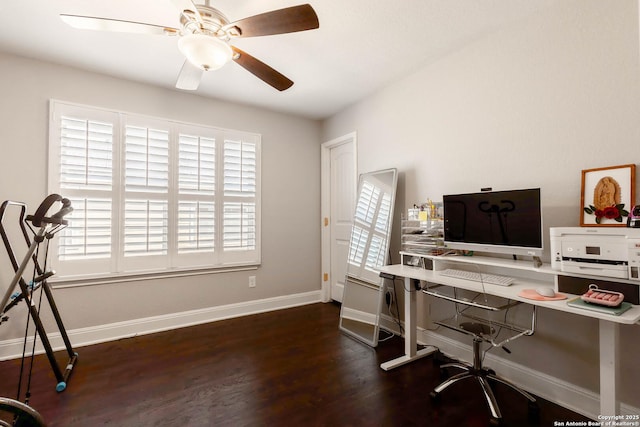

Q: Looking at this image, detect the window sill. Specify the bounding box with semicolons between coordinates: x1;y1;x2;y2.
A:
49;265;259;289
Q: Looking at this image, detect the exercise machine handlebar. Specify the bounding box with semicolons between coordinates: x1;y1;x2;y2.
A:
26;194;73;227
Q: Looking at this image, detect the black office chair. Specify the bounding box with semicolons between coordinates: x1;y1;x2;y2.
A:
424;270;539;426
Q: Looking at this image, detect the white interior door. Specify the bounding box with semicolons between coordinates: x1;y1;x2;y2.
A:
321;133;356;303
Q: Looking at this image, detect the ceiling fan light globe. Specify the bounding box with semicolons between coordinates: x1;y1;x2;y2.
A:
178;33;232;71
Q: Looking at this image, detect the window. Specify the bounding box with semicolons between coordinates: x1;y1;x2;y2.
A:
48;101;260;279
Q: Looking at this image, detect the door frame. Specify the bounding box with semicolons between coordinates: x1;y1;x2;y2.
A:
320;132;357;302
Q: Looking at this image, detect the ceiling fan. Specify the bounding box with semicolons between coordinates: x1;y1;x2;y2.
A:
60;0;319;91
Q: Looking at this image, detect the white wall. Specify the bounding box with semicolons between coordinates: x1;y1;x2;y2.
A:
0;52;322;343
323;0;640;414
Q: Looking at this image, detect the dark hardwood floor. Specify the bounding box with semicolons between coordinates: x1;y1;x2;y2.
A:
1;302;592;426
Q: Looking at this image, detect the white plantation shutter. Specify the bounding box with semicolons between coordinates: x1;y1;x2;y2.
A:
355;181;380;225
224;140;257;197
347;176;391;279
59;117;113;191
178;134;215;194
375;193;391;233
178;133;216;255
348;226;368;268
365;234;385;271
123;124;169;262
48;101;260;279
223;202;256;251
177;201;215;251
53;108;117;275
124;199;168;256
223;139;258;256
57;116;114;259
58;198;112;260
125;126;169;191
364;191;391;270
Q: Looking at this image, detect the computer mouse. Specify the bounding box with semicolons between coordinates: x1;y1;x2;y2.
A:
535;287;556;298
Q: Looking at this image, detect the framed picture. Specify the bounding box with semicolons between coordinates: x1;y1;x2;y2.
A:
581;164;636;226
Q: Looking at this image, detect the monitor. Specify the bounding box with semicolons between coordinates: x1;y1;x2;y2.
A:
443;188;543;257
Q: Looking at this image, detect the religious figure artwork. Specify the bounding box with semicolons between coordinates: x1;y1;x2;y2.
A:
581;164;636;226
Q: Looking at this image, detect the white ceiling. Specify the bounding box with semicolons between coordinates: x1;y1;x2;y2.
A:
0;0;560;120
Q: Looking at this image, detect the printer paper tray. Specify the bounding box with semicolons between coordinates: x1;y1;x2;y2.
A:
561;261;628;279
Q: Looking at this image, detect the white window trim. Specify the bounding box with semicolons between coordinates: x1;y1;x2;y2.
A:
48;100;261;281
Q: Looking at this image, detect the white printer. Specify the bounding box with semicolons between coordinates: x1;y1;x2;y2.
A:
550;227;640;281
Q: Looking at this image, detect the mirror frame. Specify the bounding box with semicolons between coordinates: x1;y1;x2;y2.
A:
339;168;398;347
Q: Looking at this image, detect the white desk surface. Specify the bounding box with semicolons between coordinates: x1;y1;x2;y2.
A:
379;263;640;325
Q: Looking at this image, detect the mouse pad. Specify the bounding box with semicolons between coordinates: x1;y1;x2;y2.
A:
518;289;568;301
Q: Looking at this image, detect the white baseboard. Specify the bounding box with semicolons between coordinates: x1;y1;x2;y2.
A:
379;313;639;421
0;290;322;361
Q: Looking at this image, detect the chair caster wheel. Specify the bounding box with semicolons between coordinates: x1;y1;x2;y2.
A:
489;417;503;426
429;391;440;402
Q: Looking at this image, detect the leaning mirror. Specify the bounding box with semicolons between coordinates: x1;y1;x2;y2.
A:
339;168;398;347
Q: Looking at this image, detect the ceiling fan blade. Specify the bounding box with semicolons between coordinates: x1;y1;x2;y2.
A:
175;60;204;90
60;14;179;36
225;4;319;38
231;46;293;91
170;0;203;22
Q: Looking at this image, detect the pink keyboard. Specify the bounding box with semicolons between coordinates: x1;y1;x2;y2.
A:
581;287;624;307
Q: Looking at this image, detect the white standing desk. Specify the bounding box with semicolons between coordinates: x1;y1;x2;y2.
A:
378;255;640;417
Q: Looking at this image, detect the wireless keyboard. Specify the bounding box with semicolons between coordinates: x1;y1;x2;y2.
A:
439;268;515;286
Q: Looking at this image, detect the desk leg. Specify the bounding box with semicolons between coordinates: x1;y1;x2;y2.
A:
380;276;436;371
599;320;620;416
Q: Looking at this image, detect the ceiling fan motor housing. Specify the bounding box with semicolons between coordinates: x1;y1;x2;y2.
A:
180;6;235;40
178;6;237;70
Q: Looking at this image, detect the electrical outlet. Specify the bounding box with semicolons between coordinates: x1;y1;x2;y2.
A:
249;276;256;288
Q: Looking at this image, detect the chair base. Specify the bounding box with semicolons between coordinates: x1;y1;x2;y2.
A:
430;337;537;425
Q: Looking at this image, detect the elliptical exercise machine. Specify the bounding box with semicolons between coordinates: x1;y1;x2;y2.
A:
0;195;78;427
